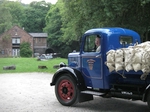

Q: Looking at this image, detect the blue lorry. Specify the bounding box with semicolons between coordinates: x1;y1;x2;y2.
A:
50;27;150;109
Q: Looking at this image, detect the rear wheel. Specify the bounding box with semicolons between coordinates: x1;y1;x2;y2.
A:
55;75;79;106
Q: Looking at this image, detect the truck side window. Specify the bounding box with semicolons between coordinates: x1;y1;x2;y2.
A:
120;36;133;45
84;35;95;52
84;35;99;52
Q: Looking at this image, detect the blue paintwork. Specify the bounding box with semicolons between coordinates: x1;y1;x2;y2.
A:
68;27;142;89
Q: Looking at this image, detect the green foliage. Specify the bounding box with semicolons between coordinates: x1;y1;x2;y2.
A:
1;0;150;58
141;0;150;5
44;2;80;57
2;1;24;26
0;57;67;73
0;0;51;33
44;4;66;57
2;34;11;42
20;42;32;57
43;0;150;58
57;0;150;41
0;4;12;34
22;1;51;32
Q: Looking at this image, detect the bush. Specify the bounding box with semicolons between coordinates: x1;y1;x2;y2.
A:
20;42;32;57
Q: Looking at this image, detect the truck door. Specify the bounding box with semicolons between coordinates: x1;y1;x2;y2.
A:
81;34;103;88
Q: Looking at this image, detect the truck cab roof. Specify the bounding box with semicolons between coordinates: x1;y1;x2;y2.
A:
85;27;139;36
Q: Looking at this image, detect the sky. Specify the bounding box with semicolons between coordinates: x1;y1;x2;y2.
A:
9;0;58;4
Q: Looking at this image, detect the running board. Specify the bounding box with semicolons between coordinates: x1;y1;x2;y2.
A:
81;90;105;96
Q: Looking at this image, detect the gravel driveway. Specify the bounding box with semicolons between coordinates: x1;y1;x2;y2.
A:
0;73;149;112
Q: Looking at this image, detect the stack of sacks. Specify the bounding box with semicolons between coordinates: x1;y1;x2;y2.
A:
136;42;150;80
106;50;115;72
106;41;150;74
135;41;150;73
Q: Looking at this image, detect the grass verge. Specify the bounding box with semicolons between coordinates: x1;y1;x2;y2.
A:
0;57;67;74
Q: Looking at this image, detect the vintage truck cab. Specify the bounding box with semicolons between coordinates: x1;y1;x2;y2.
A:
50;27;150;109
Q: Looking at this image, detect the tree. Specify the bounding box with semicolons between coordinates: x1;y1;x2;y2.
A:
22;1;51;32
20;42;32;57
44;0;150;58
0;4;12;34
59;0;150;41
44;5;63;52
2;1;24;26
44;1;82;57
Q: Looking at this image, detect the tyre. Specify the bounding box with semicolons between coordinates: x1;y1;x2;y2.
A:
55;75;79;106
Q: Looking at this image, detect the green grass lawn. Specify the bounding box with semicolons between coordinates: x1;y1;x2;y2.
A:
0;57;67;74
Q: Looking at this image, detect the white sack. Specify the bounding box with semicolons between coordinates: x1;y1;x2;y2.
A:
136;41;150;48
125;63;133;72
115;62;124;72
141;51;150;64
132;63;141;72
106;50;115;63
123;48;134;63
123;48;134;72
132;48;143;63
141;51;150;73
141;64;150;73
106;62;115;72
115;49;123;63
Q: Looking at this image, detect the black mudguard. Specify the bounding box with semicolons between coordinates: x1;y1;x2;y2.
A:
50;67;86;90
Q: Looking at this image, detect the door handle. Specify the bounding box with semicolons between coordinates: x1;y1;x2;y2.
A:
96;54;101;58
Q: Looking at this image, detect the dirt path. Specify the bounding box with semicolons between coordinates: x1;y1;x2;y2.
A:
0;73;149;112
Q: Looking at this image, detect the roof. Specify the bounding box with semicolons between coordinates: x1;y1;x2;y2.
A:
0;25;32;38
85;27;134;34
84;27;140;39
29;33;48;38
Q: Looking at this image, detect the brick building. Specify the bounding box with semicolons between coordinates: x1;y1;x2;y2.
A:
0;25;48;57
29;33;48;56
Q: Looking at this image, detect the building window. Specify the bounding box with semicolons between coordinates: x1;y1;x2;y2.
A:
12;49;20;56
1;50;4;55
12;38;20;44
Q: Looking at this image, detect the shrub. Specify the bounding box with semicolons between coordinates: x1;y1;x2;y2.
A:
20;42;32;57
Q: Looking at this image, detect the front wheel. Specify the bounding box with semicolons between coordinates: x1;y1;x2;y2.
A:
55;75;79;106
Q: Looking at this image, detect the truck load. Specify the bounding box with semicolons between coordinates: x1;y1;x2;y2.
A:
50;27;150;110
106;41;150;80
